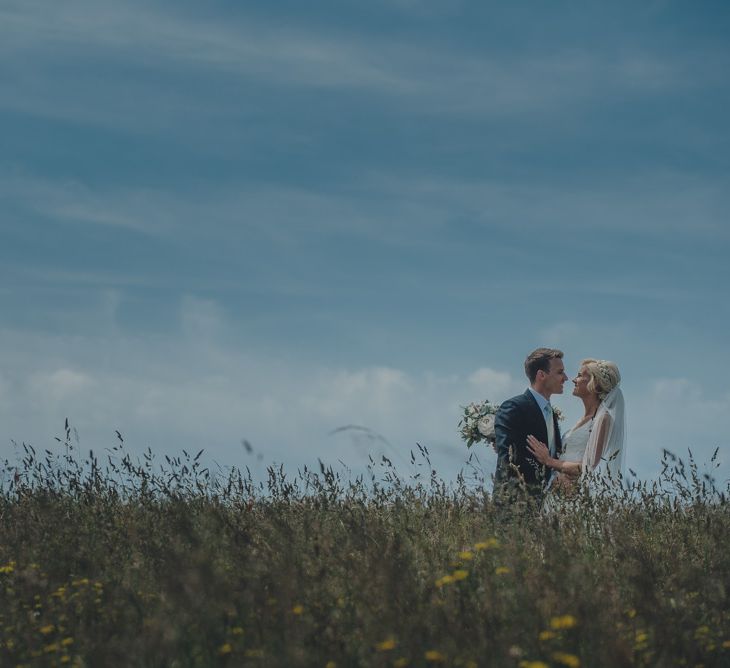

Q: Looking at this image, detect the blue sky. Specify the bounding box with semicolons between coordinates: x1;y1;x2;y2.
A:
2;0;729;485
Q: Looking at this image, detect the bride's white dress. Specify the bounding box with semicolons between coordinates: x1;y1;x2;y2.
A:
561;421;592;463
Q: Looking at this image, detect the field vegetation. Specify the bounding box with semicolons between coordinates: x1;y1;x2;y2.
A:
1;425;729;667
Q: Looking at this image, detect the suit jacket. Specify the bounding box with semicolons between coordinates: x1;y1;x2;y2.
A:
493;389;562;494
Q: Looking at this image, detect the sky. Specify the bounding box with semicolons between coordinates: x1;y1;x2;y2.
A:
2;0;729;488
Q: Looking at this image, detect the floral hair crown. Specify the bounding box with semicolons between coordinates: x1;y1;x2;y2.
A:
595;360;617;390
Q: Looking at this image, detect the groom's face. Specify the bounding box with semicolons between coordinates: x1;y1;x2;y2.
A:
542;358;568;396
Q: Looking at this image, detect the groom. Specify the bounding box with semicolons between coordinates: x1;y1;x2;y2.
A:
493;348;567;502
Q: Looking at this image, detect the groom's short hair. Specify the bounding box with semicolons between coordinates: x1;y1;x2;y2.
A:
524;348;564;382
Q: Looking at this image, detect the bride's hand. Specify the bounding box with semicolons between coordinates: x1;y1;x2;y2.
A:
526;435;550;464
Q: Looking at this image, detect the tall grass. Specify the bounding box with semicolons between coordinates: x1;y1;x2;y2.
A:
1;425;728;667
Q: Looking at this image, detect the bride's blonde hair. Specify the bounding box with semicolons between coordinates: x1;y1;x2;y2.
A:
581;359;621;400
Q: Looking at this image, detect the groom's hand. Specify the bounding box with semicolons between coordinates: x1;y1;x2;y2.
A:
526;435;550;465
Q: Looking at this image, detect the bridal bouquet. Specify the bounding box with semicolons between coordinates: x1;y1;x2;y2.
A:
458;400;500;448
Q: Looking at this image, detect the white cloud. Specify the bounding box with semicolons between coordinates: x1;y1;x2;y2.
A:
0;318;524;480
622;378;730;482
0;0;715;134
28;368;96;402
467;367;515;397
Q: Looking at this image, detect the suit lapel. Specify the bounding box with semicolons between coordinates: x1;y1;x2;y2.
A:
524;390;548;445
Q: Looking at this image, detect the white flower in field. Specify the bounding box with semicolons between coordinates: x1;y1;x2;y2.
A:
477;415;496;440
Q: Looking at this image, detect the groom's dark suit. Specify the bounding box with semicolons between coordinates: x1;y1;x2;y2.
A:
494;389;562;497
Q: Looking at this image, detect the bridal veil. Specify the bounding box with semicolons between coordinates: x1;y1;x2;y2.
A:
581;385;626;479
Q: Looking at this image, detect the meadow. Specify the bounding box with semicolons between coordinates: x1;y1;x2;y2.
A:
1;426;728;667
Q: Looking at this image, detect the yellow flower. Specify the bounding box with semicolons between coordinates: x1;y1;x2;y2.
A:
518;661;549;668
61;638;74;647
635;631;649;644
376;638;397;651
325;662;337;668
549;615;578;630
424;650;446;662
0;561;15;574
538;630;556;641
218;643;232;655
452;569;469;581
393;659;410;667
231;626;244;636
495;566;510;575
292;605;304;615
458;551;474;561
552;652;581;667
43;643;59;654
474;538;499;550
61;656;71;664
626;608;637;618
40;625;55;635
435;575;455;587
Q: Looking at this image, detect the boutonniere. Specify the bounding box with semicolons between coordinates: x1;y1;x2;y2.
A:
552;406;565;422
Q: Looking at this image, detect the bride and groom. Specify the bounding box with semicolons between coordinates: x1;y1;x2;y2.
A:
493;347;625;500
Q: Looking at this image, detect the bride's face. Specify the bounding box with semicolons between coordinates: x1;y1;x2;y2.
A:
572;365;593;398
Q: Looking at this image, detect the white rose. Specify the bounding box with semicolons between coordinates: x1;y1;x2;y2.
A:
477;415;496;440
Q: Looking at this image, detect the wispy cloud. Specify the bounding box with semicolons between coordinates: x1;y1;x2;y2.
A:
1;0;717;135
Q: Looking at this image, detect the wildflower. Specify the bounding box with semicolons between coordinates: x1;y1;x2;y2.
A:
424;650;446;662
635;631;649;644
627;608;637;618
552;652;581;667
292;605;304;615
0;561;15;574
376;638;397;651
474;538;499;550
538;631;556;641
549;615;578;630
458;551;474;561
495;566;510;575
435;575;455;587
231;627;244;636
61;638;74;647
61;657;71;664
40;625;55;635
218;643;232;655
43;643;59;654
694;626;710;638
452;569;469;581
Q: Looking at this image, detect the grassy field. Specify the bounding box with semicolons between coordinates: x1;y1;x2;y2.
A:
1;431;729;667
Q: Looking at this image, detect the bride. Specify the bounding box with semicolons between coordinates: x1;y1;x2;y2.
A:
527;359;625;488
